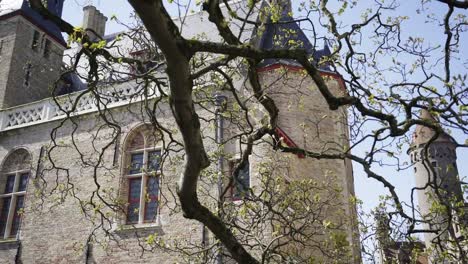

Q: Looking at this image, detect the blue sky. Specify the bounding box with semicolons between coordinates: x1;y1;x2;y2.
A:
61;0;467;228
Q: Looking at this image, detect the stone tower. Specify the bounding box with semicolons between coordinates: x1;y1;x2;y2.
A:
250;1;360;262
409;109;464;251
0;0;66;109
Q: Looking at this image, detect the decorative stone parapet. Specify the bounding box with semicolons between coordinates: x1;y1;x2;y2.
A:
0;80;160;131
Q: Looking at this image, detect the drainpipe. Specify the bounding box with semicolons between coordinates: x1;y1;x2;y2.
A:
215;94;227;264
15;241;22;264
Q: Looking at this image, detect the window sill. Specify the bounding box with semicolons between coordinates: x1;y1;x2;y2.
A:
112;222;164;236
0;238;19;250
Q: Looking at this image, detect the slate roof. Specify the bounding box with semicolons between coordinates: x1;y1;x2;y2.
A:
256;1;331;70
62;0;332;94
0;0;65;44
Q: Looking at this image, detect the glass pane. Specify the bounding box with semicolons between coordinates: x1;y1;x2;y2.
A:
127;202;140;224
144;200;158;222
147;177;159;196
18;173;29;192
127;179;141;223
0;197;11;237
4;175;15;194
10;196;24;237
129;153;144;174
128;178;142;200
144;177;158;222
233;161;250;199
148;151;161;172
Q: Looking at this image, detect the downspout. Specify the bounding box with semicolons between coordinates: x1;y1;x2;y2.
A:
14;241;22;264
34;146;45;179
214;94;227;264
85;241;93;264
85;234;93;264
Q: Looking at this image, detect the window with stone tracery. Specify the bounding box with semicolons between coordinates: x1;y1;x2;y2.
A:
0;149;31;239
123;126;162;224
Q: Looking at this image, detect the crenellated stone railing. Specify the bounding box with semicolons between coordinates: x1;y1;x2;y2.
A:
0;81;161;132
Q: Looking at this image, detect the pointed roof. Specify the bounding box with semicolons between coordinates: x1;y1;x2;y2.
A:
0;0;65;45
256;0;331;70
411;109;455;147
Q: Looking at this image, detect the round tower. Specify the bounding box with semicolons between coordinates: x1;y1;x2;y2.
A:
408;109;463;252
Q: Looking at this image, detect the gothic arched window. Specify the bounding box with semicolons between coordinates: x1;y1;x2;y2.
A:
0;149;31;239
123;126;162;224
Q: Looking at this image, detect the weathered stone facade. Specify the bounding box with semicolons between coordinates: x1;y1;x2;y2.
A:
0;15;64;109
0;1;361;263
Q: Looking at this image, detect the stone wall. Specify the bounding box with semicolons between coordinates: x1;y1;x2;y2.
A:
0;64;360;263
0;16;64;109
0;102;215;263
256;67;360;262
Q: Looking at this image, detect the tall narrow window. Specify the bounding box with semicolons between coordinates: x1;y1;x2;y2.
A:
231;158;250;200
0;149;31;239
43;38;51;58
31;30;40;51
124;126;161;224
23;63;32;87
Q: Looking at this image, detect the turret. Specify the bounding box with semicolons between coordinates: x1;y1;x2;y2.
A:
408;109;464;257
251;1;360;261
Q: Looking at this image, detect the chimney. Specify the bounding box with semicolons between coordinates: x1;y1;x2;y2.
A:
82;5;107;38
98;13;108;37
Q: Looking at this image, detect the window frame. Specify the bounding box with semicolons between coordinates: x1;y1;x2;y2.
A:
124;130;162;225
0;169;29;239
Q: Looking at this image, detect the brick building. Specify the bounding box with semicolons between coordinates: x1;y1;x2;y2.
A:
0;0;360;263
